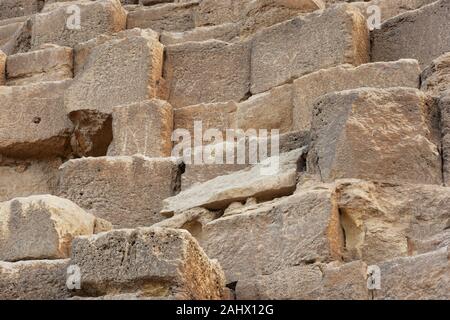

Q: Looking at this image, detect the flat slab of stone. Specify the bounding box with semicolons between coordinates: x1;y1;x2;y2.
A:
70;227;227;299
57;155;184;228
0;259;70;300
160;23;240;45
371;0;450;68
292;59;421;130
0;80;73;159
250;3;369;94
31;0;127;49
307;87;441;184
0;195;108;262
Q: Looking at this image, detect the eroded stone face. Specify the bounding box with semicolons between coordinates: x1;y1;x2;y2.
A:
70;227;227;299
421;52;450;97
0;195;108;262
307;87;441;185
440;92;450;186
57;155;184;228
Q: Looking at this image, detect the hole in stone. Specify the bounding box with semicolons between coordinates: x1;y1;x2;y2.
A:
32;117;41;124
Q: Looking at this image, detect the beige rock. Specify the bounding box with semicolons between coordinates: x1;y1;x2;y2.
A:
6;45;73;85
31;0;126;49
164;40;251;108
70;227;227;299
371;0;450;68
0;19;31;55
0;22;23;48
374;247;450;300
57;155;184;228
0;80;73;159
0;259;70;300
108;99;173;157
161;148;304;215
307;88;441;184
336;180;450;264
198;185;344;281
251;3;369;94
236;261;369;300
0;195;105;261
292;59;421;130
65;29;164;115
126;1;199;32
440;92;450;186
0;0;42;20
0;50;5;85
160;23;240;45
421;52;450;97
0;158;62;202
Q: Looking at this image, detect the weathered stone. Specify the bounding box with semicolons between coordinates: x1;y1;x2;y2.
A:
0;22;23;48
371;0;450;68
0;259;70;300
57;155;184;228
65;29;164;114
70;227;227;299
160;23;240;45
31;0;127;49
236;261;369;300
374;247;450;300
164;40;251;108
0;19;31;55
0;158;62;202
421;52;450;97
6;45;73;85
108;99;173;157
162;148;304;215
440;92;450;186
0;80;73;159
0;0;43;20
126;1;199;32
0;50;5;85
251;3;369;94
198;184;344;281
292;59;421;130
336;180;450;264
0;195;108;262
307;88;441;185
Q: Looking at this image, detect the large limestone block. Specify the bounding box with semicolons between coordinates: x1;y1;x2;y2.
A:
0;19;31;55
0;158;61;202
161;148;304;215
0;195;108;262
0;260;70;300
164;40;251;108
70;227;227;299
31;0;127;49
65;29;164;114
0;80;73;159
251;3;369;94
198;185;344;281
236;261;369;300
6;45;73;85
0;0;42;20
421;52;450;97
57;155;184;228
307;88;441;184
440;92;450;186
126;1;199;32
108;99;173;157
375;247;450;300
336;180;450;264
371;0;450;68
0;50;5;85
292;59;421;130
160;23;240;45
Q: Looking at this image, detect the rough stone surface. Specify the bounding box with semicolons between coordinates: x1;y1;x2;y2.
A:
421;51;450;97
371;0;450;68
164;40;251;108
307;87;441;184
0;50;5;85
70;227;227;299
0;259;70;300
0;18;31;56
66;29;164;115
57;155;184;228
162;148;304;215
6;45;73;85
440;92;450;186
160;23;240;45
0;0;42;20
251;3;369;94
108;99;173;157
31;0;127;49
292;59;421;130
0;80;73;159
0;195;108;262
